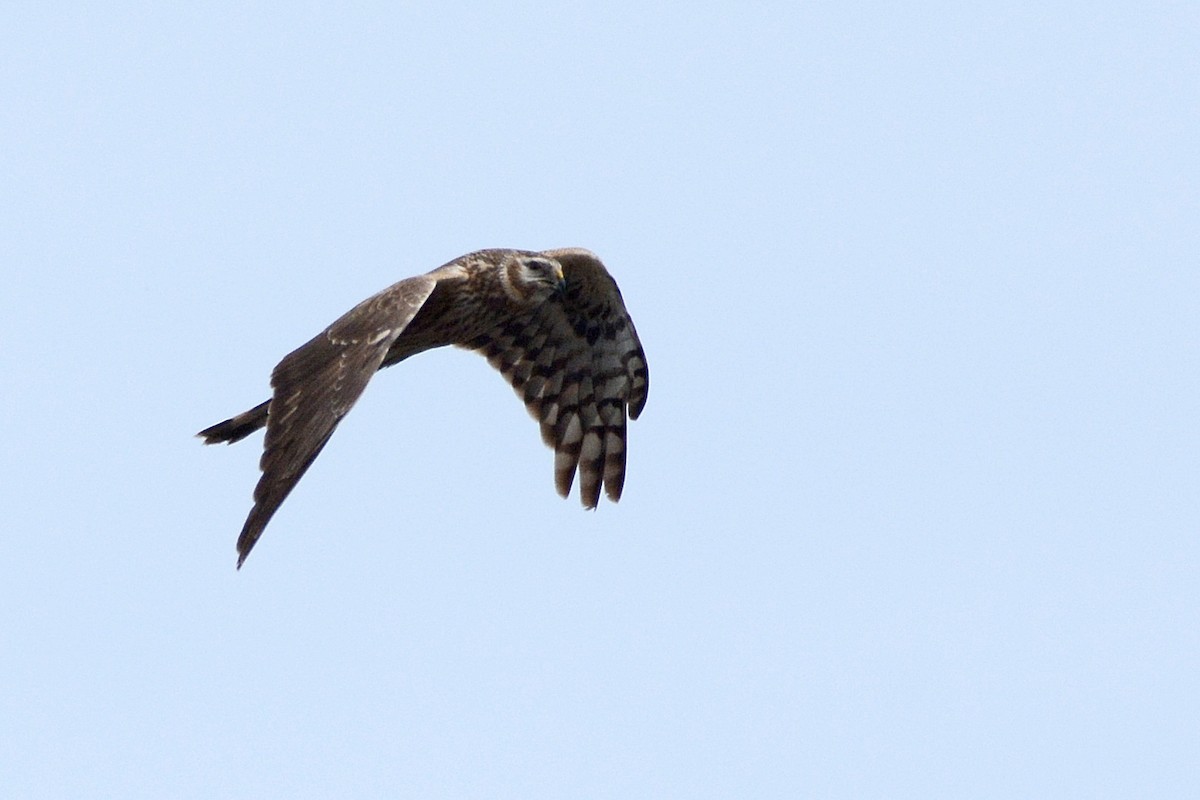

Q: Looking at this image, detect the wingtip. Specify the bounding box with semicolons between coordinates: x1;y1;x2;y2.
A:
235;515;262;570
236;536;257;569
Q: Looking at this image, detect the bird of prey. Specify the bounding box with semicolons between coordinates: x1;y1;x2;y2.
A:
199;248;649;568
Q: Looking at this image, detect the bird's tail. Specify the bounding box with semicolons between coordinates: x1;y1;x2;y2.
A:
197;400;270;444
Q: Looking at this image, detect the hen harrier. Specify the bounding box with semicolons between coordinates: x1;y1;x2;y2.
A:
199;248;649;567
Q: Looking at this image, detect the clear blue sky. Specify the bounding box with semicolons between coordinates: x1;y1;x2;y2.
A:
2;2;1196;797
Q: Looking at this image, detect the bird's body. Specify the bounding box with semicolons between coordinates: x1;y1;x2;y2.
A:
200;248;648;567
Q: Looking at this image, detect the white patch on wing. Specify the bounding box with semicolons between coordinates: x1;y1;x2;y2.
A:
560;414;583;448
580;430;602;462
367;328;392;345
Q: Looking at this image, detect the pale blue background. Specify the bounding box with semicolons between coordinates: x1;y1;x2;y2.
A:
2;2;1196;797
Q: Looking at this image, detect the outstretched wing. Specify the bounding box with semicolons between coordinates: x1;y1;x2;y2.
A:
468;248;649;507
235;275;440;567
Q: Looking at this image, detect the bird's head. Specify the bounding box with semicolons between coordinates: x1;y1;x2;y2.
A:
499;252;567;305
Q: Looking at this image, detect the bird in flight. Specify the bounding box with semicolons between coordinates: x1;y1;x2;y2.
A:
199;248;649;568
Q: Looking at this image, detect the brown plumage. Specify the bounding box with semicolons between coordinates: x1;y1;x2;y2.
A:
199;248;649;568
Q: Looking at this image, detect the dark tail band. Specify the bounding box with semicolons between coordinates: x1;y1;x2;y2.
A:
197;400;270;444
